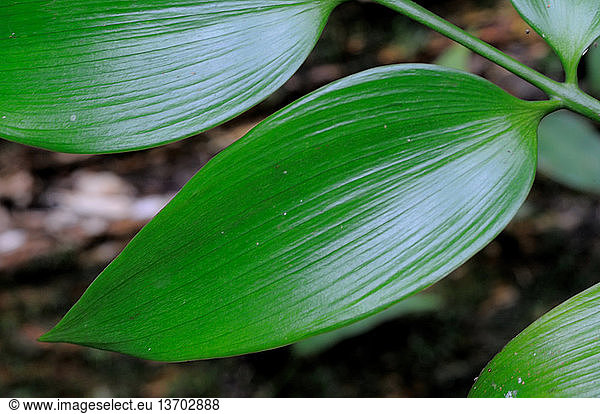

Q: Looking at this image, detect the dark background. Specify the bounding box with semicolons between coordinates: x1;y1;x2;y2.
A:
1;0;599;397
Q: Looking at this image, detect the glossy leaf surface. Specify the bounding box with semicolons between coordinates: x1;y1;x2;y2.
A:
538;110;600;195
0;0;337;153
511;0;600;79
40;65;550;361
469;282;600;397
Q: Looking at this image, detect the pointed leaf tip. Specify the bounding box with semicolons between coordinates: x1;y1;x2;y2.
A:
38;324;76;343
37;332;53;343
47;65;551;361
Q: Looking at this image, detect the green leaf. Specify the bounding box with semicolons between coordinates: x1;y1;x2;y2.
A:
511;0;600;80
40;65;552;361
0;0;338;153
292;293;441;357
538;110;600;195
469;282;600;397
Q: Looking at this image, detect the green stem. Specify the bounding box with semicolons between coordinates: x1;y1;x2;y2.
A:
374;0;600;123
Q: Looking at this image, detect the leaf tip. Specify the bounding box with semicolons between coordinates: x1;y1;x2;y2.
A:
38;321;71;344
37;331;56;343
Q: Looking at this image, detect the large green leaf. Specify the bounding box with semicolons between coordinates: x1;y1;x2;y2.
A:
40;65;553;361
469;282;600;397
0;0;337;153
538;110;600;195
511;0;600;80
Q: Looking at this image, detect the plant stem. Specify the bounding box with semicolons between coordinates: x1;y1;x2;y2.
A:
374;0;600;123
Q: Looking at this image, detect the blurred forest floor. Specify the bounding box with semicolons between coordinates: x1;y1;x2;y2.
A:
1;0;599;397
